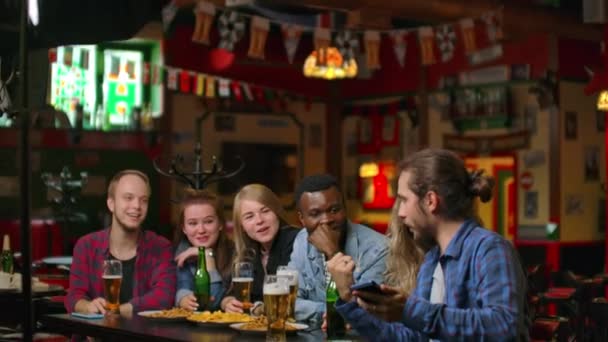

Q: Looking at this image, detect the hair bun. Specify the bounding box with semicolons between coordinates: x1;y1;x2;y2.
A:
468;169;494;203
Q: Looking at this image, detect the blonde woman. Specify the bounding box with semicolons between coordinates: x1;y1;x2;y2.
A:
221;184;299;313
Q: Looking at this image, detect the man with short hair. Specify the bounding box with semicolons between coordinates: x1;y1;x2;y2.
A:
288;174;387;326
65;169;176;317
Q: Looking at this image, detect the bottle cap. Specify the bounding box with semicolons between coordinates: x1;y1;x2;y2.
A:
2;234;9;251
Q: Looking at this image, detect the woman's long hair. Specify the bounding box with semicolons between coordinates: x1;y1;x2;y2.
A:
173;188;235;286
232;184;290;263
384;198;432;295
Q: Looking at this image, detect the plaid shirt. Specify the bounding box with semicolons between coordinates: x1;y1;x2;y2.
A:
65;228;176;313
336;220;528;341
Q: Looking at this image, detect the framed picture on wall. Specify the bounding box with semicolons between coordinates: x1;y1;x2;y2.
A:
381;115;399;145
597;111;605;132
584;146;600;182
357;115;381;154
565;111;577;140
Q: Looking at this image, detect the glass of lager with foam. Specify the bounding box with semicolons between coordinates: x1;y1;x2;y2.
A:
232;262;254;312
103;260;122;314
263;275;290;342
276;266;298;322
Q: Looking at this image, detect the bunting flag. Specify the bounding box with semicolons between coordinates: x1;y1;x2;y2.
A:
151;64;162;85
242;83;254;101
231;81;243;101
218;11;246;51
389;30;408;67
192;1;216;45
418;27;436;66
482;11;504;42
218;78;230;97
167;68;178;90
460;18;477;55
248;16;270;59
194;74;205;96
161;1;178;33
179;70;192;93
205;76;216;98
143;62;150;85
314;28;331;50
281;24;302;64
335;30;359;60
253;86;266;104
362;31;380;70
435;24;457;63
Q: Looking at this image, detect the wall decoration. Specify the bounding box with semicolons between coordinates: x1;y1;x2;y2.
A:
565;194;584;216
357;115;381;154
597;110;605;132
308;123;322;148
381;115;399;145
359;161;396;209
565;111;577;140
523;150;546;168
524;103;538;134
214;114;235;131
524;191;538;218
584;145;600;182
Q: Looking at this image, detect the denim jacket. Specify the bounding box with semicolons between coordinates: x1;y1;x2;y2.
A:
287;221;387;327
174;240;226;311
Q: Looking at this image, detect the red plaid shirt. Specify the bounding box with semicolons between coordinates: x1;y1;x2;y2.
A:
64;228;176;313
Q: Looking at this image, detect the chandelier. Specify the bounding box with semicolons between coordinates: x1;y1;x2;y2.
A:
303;47;357;80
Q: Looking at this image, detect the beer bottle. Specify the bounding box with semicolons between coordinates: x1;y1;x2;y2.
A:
326;277;346;338
1;234;13;274
194;247;210;311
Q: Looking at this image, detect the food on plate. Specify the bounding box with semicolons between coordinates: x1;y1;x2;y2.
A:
188;310;252;323
145;307;192;319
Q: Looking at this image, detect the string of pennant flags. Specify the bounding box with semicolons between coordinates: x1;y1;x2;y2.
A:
163;0;505;69
143;62;315;109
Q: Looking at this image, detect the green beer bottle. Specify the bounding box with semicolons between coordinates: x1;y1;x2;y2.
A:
1;234;13;274
194;247;210;311
326;277;346;338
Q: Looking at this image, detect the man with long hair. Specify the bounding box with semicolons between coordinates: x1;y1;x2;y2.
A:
329;148;528;340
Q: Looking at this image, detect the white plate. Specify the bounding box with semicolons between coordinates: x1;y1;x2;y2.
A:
41;256;73;265
137;310;189;321
230;322;309;335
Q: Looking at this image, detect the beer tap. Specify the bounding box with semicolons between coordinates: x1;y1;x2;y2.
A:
153;140;245;192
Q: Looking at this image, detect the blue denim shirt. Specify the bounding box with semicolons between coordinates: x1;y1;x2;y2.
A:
174;240;225;311
336;220;529;341
288;221;387;326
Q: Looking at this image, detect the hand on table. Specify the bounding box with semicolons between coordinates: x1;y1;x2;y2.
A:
222;296;245;313
85;297;107;314
353;284;408;322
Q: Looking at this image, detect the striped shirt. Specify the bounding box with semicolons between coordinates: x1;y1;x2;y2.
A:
64;228;176;313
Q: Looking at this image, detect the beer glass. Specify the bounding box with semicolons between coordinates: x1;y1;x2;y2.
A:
232;262;254;312
276;266;298;322
103;260;122;313
263;275;290;342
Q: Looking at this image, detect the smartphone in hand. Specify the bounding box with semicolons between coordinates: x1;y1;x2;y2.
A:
350;281;383;294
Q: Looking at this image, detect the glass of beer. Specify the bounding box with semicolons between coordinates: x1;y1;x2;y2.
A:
232;262;254;312
263;275;290;342
103;260;122;314
276;266;298;322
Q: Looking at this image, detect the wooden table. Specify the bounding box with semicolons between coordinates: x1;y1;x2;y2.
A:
0;285;66;326
41;313;352;342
